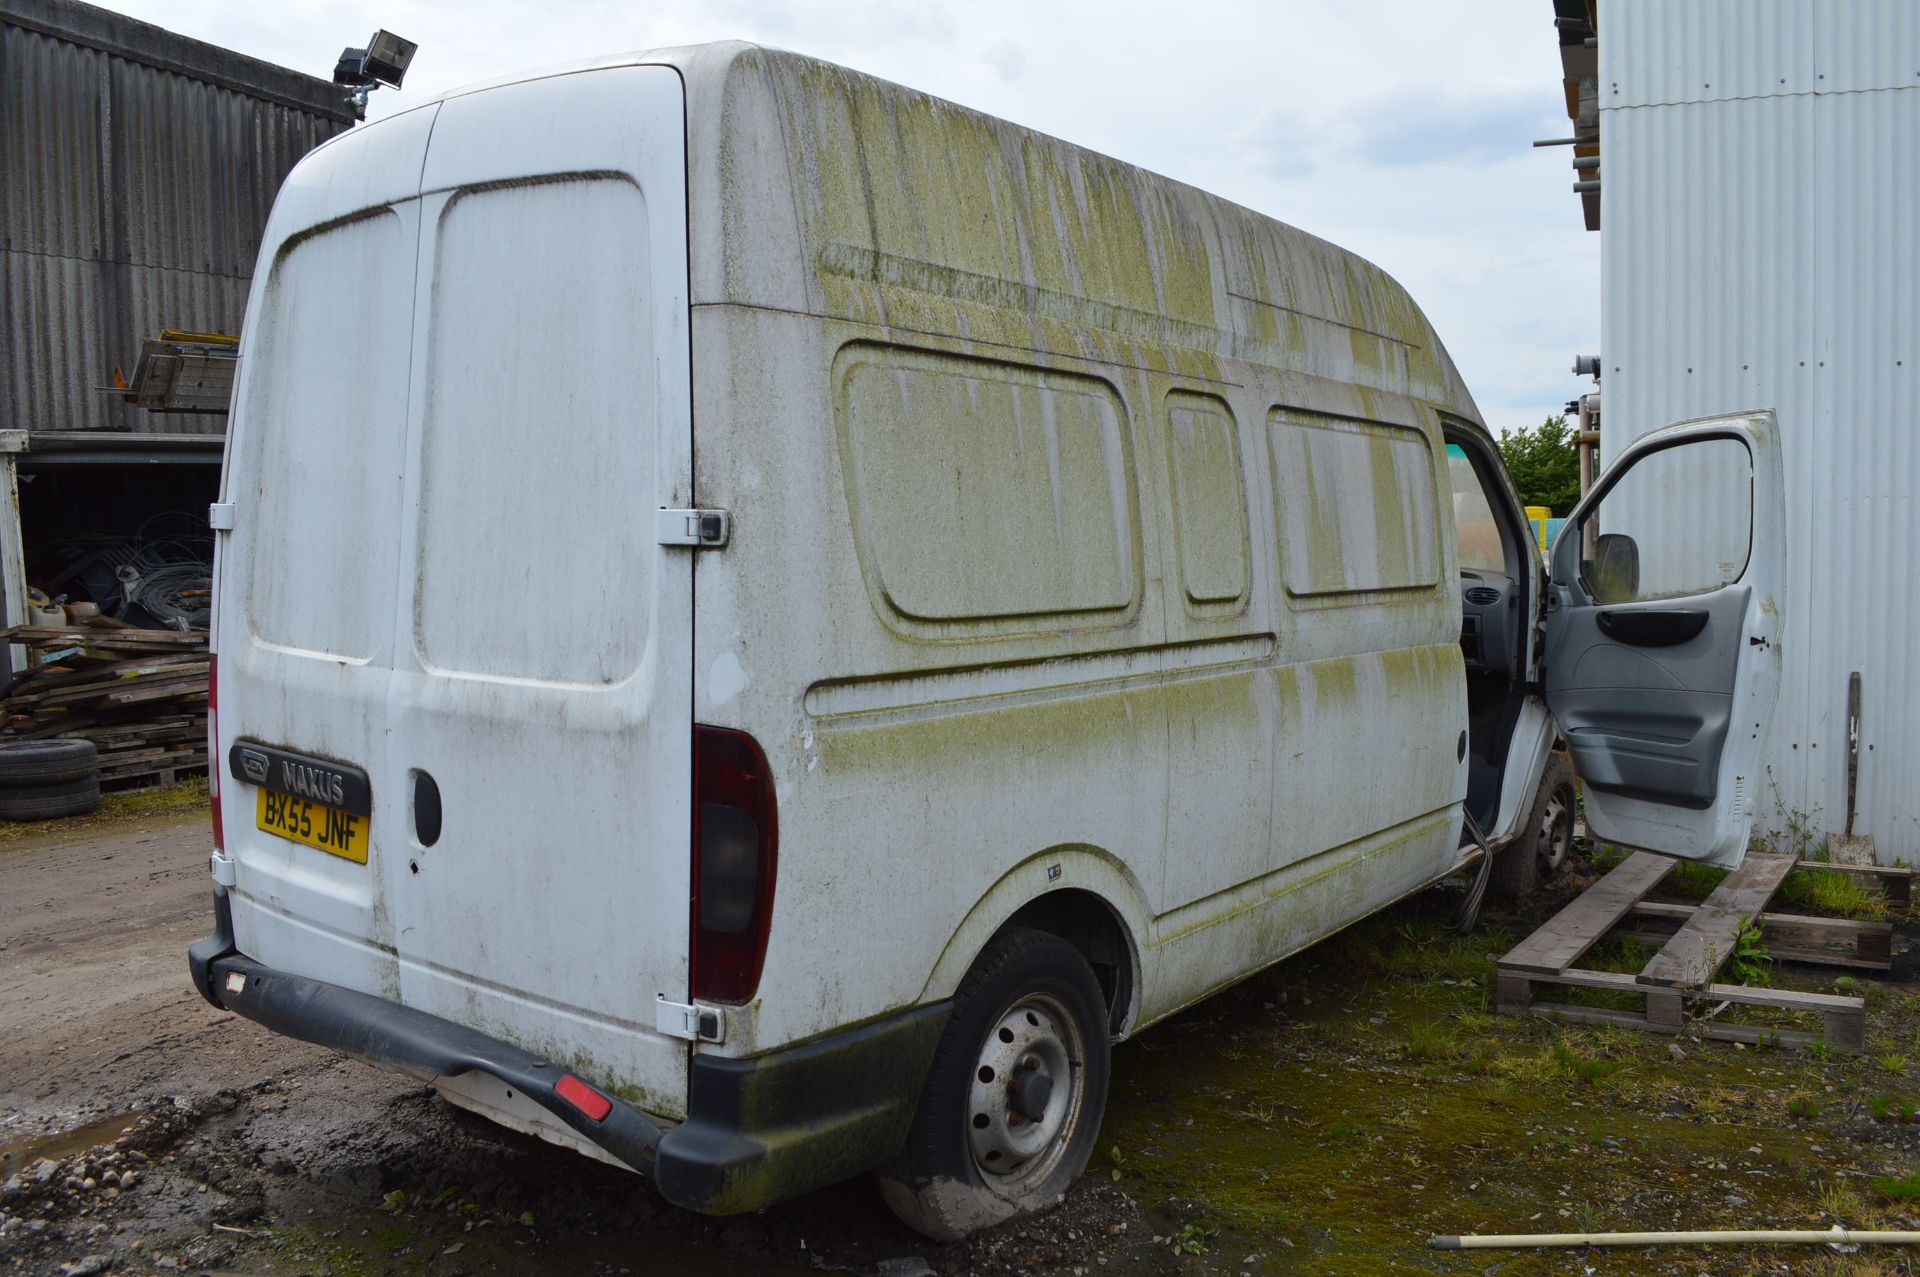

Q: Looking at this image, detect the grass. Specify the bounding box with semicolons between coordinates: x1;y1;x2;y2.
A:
1550;1037;1625;1085
1870;1173;1920;1203
1776;868;1890;923
1665;860;1730;901
0;774;206;844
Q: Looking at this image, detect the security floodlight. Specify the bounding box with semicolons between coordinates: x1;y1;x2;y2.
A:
333;29;417;118
360;30;416;87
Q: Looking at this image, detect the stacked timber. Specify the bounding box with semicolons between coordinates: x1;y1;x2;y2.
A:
1;624;209;786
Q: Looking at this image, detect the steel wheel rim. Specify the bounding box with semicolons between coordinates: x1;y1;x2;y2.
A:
1539;783;1576;872
964;992;1086;1194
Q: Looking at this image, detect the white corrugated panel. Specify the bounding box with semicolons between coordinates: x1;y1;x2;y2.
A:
1601;0;1920;863
1605;0;1815;108
1814;0;1920;94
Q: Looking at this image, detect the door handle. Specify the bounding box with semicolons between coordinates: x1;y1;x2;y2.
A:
1596;608;1709;647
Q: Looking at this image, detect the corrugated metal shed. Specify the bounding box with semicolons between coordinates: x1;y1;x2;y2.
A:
1599;0;1920;863
1;0;353;434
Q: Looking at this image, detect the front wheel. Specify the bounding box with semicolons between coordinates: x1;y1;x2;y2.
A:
1489;751;1579;904
877;927;1110;1240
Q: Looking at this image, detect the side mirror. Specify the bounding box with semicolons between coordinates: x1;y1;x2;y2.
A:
1589;532;1641;603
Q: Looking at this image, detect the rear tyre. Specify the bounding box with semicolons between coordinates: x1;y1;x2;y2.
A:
0;739;99;787
0;774;103;821
1489;751;1578;904
877;927;1110;1240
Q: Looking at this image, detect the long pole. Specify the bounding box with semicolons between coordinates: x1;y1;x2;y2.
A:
1431;1229;1920;1251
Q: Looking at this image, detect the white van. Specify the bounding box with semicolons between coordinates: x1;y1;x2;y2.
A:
189;43;1783;1238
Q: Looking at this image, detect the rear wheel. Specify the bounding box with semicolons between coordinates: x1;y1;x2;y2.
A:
877;927;1110;1240
1489;751;1578;903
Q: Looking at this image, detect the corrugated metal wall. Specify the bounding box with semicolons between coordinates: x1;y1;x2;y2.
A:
1;0;352;434
1600;0;1920;863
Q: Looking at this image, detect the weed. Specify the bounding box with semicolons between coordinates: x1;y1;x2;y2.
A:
1819;1179;1866;1221
1169;1223;1212;1256
1761;773;1826;860
1786;1097;1819;1119
1877;1054;1908;1076
1808;1039;1835;1063
1870;1174;1920;1203
1666;861;1730;901
1590;843;1629;873
1574;1202;1605;1234
1727;914;1772;986
1402;1020;1459;1063
1550;1039;1624;1085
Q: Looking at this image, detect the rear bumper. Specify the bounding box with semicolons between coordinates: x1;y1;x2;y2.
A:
188;892;949;1214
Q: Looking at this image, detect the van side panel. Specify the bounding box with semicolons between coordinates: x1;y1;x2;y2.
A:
683;49;1473;1053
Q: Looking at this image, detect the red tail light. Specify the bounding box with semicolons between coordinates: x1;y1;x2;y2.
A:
208;655;223;853
690;725;777;1005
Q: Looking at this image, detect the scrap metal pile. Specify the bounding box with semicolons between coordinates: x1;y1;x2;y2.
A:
1;622;209;786
38;512;214;631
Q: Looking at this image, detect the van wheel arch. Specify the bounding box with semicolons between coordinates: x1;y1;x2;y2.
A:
999;890;1135;1037
919;850;1149;1040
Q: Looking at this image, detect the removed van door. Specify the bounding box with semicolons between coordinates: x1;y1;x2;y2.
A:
1542;411;1784;865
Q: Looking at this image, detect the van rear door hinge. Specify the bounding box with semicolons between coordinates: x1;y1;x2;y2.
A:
654;509;730;548
208;502;236;531
655;996;724;1043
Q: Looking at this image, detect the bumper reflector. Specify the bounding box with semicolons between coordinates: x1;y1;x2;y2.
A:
555;1073;612;1122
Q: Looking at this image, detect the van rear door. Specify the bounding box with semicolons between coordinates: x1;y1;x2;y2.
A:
220;66;695;1116
1542;411;1784;865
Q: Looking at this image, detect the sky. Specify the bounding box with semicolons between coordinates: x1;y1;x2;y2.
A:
97;0;1598;435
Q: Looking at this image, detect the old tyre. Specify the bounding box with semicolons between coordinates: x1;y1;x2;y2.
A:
877;927;1110;1240
1489;750;1578;903
0;774;103;821
0;738;99;787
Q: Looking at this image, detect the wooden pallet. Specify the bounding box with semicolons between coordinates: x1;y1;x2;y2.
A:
1496;850;1899;1052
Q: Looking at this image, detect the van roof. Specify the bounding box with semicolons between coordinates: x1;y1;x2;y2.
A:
346;40;1484;429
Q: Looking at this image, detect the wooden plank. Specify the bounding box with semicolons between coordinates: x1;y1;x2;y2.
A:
0;624;207;648
1500;851;1677;976
1624;930;1890;971
1628;902;1893;970
1639;852;1796;990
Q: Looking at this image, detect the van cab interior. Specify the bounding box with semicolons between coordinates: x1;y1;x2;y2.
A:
1444;430;1538;837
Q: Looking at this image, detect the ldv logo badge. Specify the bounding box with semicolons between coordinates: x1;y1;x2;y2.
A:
238;748;269;785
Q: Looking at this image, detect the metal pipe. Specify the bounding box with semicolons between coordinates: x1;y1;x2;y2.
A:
1573;155;1600;170
1533;137;1578;147
1573;179;1602;193
1432;1229;1920;1251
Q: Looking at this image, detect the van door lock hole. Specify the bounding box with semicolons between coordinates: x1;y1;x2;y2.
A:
413;771;443;847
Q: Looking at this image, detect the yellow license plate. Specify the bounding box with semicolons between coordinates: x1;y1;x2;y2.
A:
255;787;369;863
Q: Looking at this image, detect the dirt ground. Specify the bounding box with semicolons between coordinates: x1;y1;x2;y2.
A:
2;792;1917;1277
